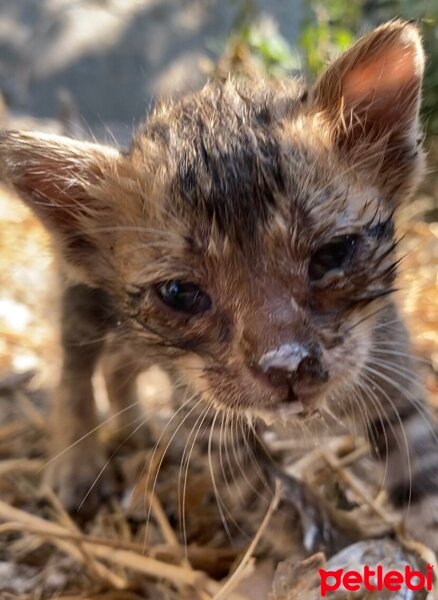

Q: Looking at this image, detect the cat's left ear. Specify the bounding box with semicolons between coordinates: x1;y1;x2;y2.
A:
0;131;123;285
308;20;425;200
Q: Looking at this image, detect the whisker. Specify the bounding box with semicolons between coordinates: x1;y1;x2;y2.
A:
370;347;430;365
41;400;142;472
343;305;389;335
367;357;424;387
208;408;247;540
363;363;438;448
360;366;414;514
353;376;392;494
141;394;202;544
180;402;212;554
219;409;246;504
229;417;270;503
77;411;153;511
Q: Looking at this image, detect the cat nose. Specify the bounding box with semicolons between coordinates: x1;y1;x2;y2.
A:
256;343;327;388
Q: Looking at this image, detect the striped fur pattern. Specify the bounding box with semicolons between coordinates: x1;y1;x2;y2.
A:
0;21;437;549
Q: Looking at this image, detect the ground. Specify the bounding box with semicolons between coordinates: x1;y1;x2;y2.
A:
0;106;437;597
0;4;437;594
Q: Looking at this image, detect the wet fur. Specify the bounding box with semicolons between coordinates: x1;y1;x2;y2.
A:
1;21;437;549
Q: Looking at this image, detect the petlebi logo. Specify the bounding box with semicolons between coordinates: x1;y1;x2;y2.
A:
319;564;434;596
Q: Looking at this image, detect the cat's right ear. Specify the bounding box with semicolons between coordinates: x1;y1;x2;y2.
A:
0;131;122;284
307;20;425;201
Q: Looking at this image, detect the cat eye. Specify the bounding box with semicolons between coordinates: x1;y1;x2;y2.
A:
309;235;358;281
156;281;212;314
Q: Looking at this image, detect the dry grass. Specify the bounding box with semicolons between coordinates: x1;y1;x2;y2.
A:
0;121;437;598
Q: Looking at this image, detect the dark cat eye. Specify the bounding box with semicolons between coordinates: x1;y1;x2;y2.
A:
309;235;358;281
156;281;212;314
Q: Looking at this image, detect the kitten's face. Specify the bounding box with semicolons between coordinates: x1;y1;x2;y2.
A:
0;21;424;419
113;84;397;417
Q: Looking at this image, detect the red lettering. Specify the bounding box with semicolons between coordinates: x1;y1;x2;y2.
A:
377;565;384;590
342;571;361;591
426;564;433;591
363;565;376;591
318;563;433;594
405;566;426;591
319;568;343;597
383;571;403;591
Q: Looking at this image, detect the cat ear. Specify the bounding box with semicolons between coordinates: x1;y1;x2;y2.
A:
0;131;121;284
309;20;425;199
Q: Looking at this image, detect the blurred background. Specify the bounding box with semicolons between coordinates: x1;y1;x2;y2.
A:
0;0;436;381
0;0;437;143
0;2;437;598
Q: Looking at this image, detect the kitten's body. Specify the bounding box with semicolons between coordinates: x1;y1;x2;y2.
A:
1;21;437;551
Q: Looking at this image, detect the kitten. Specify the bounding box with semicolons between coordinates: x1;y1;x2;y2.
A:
1;21;437;551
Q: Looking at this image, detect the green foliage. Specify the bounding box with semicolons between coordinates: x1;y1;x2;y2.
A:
222;0;300;78
234;21;300;76
299;24;355;74
299;0;361;74
245;25;297;71
224;0;438;136
299;0;438;136
365;1;438;136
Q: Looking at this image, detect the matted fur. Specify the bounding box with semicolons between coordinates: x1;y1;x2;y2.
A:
1;20;437;550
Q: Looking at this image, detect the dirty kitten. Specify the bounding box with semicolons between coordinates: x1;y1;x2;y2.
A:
1;20;437;551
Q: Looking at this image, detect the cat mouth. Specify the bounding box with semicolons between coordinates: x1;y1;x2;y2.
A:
277;384;327;423
280;383;324;409
250;387;323;424
253;401;321;426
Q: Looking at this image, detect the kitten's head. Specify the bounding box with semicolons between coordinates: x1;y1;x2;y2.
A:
0;21;425;418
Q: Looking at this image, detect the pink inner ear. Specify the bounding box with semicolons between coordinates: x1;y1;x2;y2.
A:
342;40;421;114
